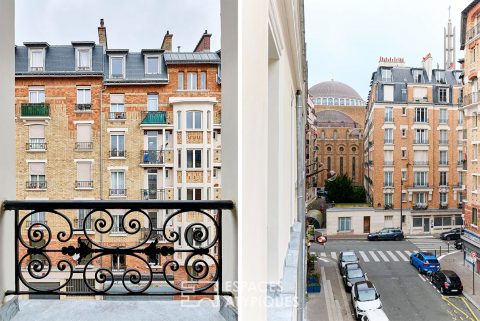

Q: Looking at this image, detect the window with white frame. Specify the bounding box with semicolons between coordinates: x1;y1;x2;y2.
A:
439;109;448;123
338;217;351;231
29;48;44;71
401;170;407;181
383;85;394;101
147;93;158;112
439;151;448;165
200;71;207;90
76;124;92;150
186;111;202;129
413;70;423;83
29;87;45;103
458;171;463;186
474;144;478;160
110;171;126;196
77;209;92;230
401;128;406;137
110;56;124;78
439;171;448;186
384;193;393;206
415;192;427;204
414;129;428;144
110;132;125;157
438;88;448;103
28;124;45;150
384;107;393;121
30;212;46;225
384;172;393;187
384;150;393;165
401;192;406;202
413;150;428;165
474;175;479;191
187;72;197;90
207;111;211;130
187;188;202;200
76;87;91;107
76;162;92;188
440;192;448;205
178;72;184;90
458;110;464;125
436;71;446;83
28;162;46;189
76;48;91;71
384;128;393;144
402;106;407;115
414;172;427;187
413;87;428;101
145;56;160;74
439;130;448;144
112;254;126;270
414;107;428;122
110;94;125;119
187;149;202;168
381;69;392;81
401;150;407;158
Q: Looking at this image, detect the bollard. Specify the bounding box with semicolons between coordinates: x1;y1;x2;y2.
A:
448;242;450;253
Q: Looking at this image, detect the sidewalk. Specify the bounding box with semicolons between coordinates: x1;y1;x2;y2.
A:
439;251;480;310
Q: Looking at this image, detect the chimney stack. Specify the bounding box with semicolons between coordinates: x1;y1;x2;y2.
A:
161;30;173;52
98;19;108;51
194;30;212;52
422;53;433;81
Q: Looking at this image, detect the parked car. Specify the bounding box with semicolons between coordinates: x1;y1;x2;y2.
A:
430;270;463;295
454;239;463;250
367;228;404;241
351;281;382;320
410;252;440;274
440;228;463;241
361;309;390;321
338;251;360;275
344;267;367;292
344;262;362;274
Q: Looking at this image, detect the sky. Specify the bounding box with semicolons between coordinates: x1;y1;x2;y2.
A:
15;0;221;52
305;0;472;99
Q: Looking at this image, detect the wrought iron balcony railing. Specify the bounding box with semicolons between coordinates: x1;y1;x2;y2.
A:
26;139;47;151
413;161;429;166
413;139;429;144
3;200;234;297
75;104;92;112
75;181;93;189
109;112;126;120
75;142;93;151
142;150;165;165
384;139;394;145
384;161;394;166
439;161;449;166
467;21;480;41
110;149;126;158
21;103;50;117
439;139;448;145
141;189;166;200
109;189;127;196
413;203;428;210
26;181;47;189
463;92;479;106
412;183;429;188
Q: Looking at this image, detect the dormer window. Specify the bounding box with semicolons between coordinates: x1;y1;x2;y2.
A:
436;71;446;84
413;70;423;83
145;56;161;74
110;56;125;78
76;48;92;71
29;48;44;71
381;68;392;82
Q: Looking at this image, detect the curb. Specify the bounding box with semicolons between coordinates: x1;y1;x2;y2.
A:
463;292;480;311
405;235;435;239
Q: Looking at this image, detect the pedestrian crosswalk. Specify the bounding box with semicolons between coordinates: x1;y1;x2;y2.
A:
408;237;451;252
317;250;414;263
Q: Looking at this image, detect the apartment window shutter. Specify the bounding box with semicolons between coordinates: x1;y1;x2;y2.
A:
110;94;124;104
77;162;91;181
29;163;45;175
29;125;44;139
77;124;92;142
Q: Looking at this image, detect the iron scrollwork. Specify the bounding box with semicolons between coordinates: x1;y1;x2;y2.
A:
4;200;233;297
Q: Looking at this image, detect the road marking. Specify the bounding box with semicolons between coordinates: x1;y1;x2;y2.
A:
443;296;471;320
461;296;480;321
320;266;333;321
320;252;327;257
395;250;408;261
359;251;370;262
319;258;330;263
369;251;380;262
418;274;427;282
377;251;390;262
330;252;337;260
386;250;399;262
404;250;412;257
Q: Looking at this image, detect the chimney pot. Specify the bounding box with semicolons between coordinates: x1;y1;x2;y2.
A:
100;19;104;27
161;31;173;52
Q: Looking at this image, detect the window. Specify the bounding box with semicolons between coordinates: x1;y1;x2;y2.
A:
413;87;428;101
76;124;92;150
414;107;428;122
110;94;125;119
473;208;478;225
401;128;406;137
384;194;393;206
384;150;393;165
384;107;393;122
187;188;202;200
110;57;124;78
352;157;356;179
401;150;407;158
177;111;182;130
207;149;211;168
401;192;406;202
475;112;479;127
187;149;202;168
177;188;182;200
415;192;427;204
207;111;211;130
439;151;448;165
76;48;91;71
401;170;407;181
439;130;448;144
439;109;448;123
475;145;479;160
110;171;126;196
439;88;448;103
338;217;351;231
333;131;337;139
455;215;463;225
458;110;464;125
413;70;423;83
381;68;392;81
29;87;45;103
76;162;92;188
384;129;393;144
414;172;427;187
146;56;160;74
402;107;406;115
29;48;44;71
112;215;125;233
440;192;448;205
77;209;92;230
328;98;333;105
412;217;423;227
186;111;202;129
110;133;125;157
458;171;463;185
383;85;394;101
334;98;339;105
327;157;331;171
112;254;126;271
28;124;45;150
474;175;479;191
147;93;158;112
339;157;344;176
434;216;452;227
76;87;91;108
436;71;446;84
439;171;448;186
178;72;184;90
28;162;46;189
187;72;198;90
177;149;182;168
384;172;393;187
200;72;207;90
413;151;428;165
414;129;428;144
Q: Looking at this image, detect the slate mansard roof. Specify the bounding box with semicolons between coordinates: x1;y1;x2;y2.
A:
371;66;462;85
15;43;221;83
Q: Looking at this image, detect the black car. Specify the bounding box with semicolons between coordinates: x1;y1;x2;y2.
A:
367;228;404;241
343;267;367;292
440;228;463;241
430;270;463;294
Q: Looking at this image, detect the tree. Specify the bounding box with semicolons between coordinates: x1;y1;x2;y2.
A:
324;174;366;203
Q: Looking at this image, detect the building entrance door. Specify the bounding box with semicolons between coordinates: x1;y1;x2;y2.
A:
363;216;370;233
423;217;430;233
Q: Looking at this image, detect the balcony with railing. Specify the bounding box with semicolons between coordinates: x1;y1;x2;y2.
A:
141;189;166;200
384;139;394;145
467;21;480;42
439;161;449;166
26;138;47;151
25;181;47;190
109;188;127;197
413;161;429;166
463;92;479;106
75;181;93;189
110;149;126;158
384;116;393;122
413;203;428;210
411;183;430;188
141;150;165;165
109;112;126;120
75;104;92;112
439;139;448;145
413;139;429;145
141;111;169;125
20;103;50;117
411;97;428;103
75;142;93;151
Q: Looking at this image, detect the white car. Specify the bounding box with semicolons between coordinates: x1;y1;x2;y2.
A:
361;309;390;321
351;281;382;320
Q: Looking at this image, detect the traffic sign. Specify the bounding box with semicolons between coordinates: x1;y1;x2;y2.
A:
472;251;477;258
317;235;327;244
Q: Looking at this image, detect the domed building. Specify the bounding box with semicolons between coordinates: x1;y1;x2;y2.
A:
310;80;366;188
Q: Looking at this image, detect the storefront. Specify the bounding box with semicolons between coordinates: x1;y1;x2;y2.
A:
462;229;480;273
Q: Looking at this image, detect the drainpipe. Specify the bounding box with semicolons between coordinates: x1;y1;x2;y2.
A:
99;55;105;200
296;90;306;321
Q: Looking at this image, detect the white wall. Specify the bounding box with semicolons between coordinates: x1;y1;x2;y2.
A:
0;0;16;305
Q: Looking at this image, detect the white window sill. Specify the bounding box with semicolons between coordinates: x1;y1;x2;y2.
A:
176;89;208;93
109;233;127;237
108;118;126;121
471;224;478;228
109;157;126;160
73;230;95;235
25;189;47;192
109;195;127;198
75;187;94;191
27;149;47;153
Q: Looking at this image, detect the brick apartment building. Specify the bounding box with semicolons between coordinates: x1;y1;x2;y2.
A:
15;20;221;297
363;56;464;235
309;80;366;188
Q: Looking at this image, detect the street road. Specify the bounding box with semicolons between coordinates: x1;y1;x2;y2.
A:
310;239;480;321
